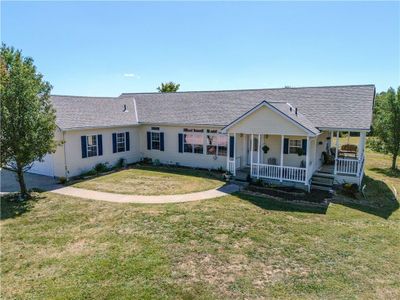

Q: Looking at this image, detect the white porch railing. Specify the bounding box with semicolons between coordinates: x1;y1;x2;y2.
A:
336;157;362;175
228;156;241;175
251;163;307;183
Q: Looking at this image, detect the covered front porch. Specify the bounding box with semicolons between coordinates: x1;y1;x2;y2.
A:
317;130;366;185
221;100;367;189
226;129;367;188
226;133;312;186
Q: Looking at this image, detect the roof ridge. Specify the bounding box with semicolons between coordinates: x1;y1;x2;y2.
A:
52;94;118;99
119;84;375;96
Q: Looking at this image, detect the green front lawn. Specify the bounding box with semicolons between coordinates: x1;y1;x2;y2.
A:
1;151;399;299
71;165;225;195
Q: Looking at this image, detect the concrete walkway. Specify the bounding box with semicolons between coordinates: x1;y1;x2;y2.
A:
50;184;240;204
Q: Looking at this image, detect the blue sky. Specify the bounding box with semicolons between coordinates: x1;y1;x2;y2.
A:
2;1;399;96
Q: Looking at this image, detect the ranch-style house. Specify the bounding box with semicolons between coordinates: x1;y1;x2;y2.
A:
29;84;375;191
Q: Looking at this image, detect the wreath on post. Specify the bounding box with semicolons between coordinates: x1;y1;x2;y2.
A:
296;148;304;156
262;145;270;154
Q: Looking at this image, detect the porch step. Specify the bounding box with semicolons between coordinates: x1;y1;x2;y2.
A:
311;173;334;192
311;184;333;192
312;175;334;185
313;172;335;179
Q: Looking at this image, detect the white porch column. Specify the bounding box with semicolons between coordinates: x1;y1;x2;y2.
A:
357;131;366;175
250;134;254;178
305;136;310;185
233;133;237;176
257;134;261;178
358;131;366;159
334;131;339;175
280;135;284;182
226;133;230;172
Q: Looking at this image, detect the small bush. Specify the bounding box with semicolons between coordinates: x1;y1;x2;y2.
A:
246;174;252;182
94;163;109;174
58;177;67;184
254;179;264;187
81;169;96;177
114;158;125;169
153;159;161;166
142;157;152;164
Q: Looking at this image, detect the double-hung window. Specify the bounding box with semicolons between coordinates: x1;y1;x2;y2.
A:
206;134;227;156
87;135;98;157
151;132;160;150
116;132;126;152
289;139;302;154
184;133;204;154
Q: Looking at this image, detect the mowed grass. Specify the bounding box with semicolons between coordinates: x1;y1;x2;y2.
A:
1;151;399;299
71;165;225;195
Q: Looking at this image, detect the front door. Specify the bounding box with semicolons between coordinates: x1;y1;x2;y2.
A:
246;135;258;165
246;135;251;165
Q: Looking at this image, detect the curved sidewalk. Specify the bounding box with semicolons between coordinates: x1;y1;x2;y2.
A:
50;184;240;204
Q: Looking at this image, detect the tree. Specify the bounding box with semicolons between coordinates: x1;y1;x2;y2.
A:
1;44;57;197
157;81;180;93
372;87;400;170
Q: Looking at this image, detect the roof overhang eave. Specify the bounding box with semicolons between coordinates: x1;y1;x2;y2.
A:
59;123;140;131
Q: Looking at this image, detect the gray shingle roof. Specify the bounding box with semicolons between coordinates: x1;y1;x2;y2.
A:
51;95;138;130
268;102;320;135
52;84;375;131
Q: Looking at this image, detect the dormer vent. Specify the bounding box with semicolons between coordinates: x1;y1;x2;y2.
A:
123;104;128;112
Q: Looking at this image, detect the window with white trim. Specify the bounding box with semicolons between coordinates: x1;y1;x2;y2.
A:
289;139;302;154
117;132;126;152
206;134;227;156
151;132;160;150
184;133;203;154
87;135;98;157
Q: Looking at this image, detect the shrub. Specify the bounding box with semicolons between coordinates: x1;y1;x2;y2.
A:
81;169;96;177
58;177;67;184
94;163;109;174
246;174;252;182
153;159;161;166
254;179;264;187
142;157;152;164
114;158;125;169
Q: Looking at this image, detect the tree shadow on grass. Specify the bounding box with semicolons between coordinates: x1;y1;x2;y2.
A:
333;175;399;219
369;167;400;179
235;192;329;215
0;192;44;220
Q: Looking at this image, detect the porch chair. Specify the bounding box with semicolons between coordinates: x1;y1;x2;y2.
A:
267;158;277;165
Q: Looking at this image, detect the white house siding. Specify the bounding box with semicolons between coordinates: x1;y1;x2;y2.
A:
27;128;64;177
61;126;141;177
138;125;227;170
228;106;308;136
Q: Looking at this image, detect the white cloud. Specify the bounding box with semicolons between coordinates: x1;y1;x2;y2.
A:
123;73;140;79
